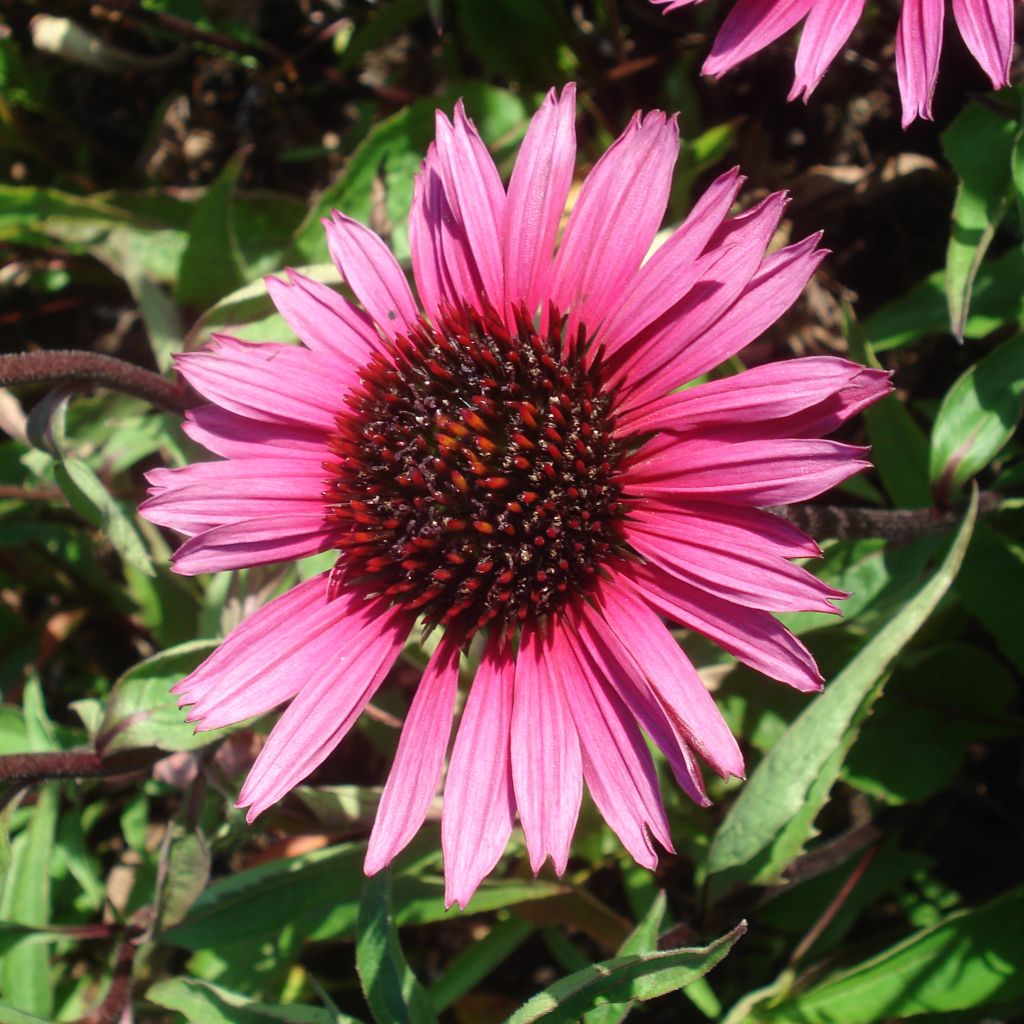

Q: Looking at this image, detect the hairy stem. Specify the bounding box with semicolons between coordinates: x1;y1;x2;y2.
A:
772;492;998;542
0;748;105;782
0;350;186;413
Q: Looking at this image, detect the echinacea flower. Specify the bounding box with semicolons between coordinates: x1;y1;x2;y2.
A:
141;84;890;908
656;0;1016;126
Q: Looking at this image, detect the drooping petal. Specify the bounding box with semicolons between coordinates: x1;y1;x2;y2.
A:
951;0;1013;89
237;599;412;820
365;634;463;874
503;84;577;319
895;0;945;127
625;519;845;615
171;514;335;575
627;499;820;559
175;337;344;433
789;0;865;101
183;406;327;460
432;103;507;312
323;212;419;332
569;604;709;806
177;577;373;730
550;111;679;336
599;166;744;357
555;622;674;868
141;456;328;536
624;436;871;505
577;583;743;780
511;625;583;875
621;561;823;692
619;357;886;437
265;269;381;369
442;633;516;909
703;0;816;77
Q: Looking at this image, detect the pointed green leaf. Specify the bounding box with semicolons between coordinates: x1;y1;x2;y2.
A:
504;921;746;1024
146;977;334;1023
929;333;1024;501
356;871;438;1024
706;489;978;896
760;885;1024;1022
942;100;1017;339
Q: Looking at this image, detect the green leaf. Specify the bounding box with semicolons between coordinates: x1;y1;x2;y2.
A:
176;151;249;309
163;839;565;951
0;1005;52;1024
956;522;1024;671
155;827;212;932
455;0;572;86
942;100;1018;340
842;643;1017;803
845;316;931;507
760;885;1024;1022
582;893;667;1024
289;85;529;265
503;922;746;1024
356;870;438;1024
864;247;1024;351
0;785;57;1018
146;977;334;1023
929;334;1024;501
96;639;222;755
53;456;155;576
705;489;978;896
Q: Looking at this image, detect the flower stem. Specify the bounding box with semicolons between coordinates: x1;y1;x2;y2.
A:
772;492;999;542
0;350;186;413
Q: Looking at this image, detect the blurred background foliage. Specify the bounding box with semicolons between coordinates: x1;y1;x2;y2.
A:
1;1;1023;1022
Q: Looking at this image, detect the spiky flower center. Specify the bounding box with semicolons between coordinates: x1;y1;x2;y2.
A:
325;305;625;640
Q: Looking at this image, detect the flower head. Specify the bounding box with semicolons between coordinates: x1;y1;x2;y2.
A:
142;85;890;908
656;0;1016;127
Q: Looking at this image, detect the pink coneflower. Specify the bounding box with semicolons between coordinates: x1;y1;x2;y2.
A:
657;0;1016;126
141;85;889;908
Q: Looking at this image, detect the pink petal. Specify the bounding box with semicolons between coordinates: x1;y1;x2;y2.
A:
599;166;745;358
175;337;344;433
625;519;845;615
503;85;577;319
265;269;381;369
570;610;708;808
442;633;516;909
619;357;884;437
789;0;865;101
550;111;679;337
511;625;583;875
141;457;327;536
177;576;367;729
611;192;789;397
409;156;483;318
432;103;507;313
621;561;823;692
588;579;744;778
624;436;871;505
703;0;816;77
555;622;674;869
237;599;412;819
171;514;335;575
627;499;820;559
183;406;328;460
896;0;945;127
952;0;1013;89
323;213;419;333
619;232;825;413
365;634;463;874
